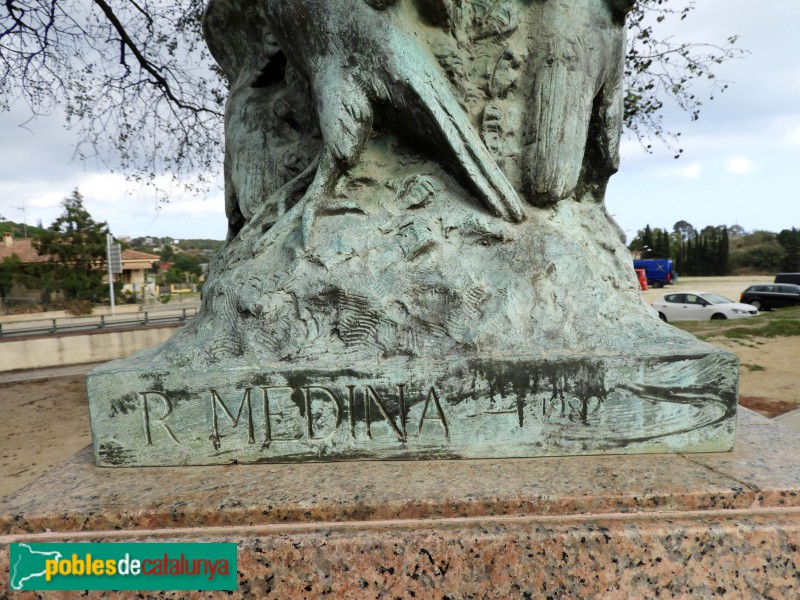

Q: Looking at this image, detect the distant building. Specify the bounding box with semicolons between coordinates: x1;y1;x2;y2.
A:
118;249;160;292
0;233;51;302
0;233;159;297
1;233;49;264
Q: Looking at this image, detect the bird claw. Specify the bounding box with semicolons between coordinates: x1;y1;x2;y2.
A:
484;192;526;224
504;197;526;223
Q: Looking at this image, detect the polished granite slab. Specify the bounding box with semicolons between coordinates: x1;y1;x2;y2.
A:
1;408;798;598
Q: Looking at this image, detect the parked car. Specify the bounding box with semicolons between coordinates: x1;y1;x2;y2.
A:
652;291;759;322
775;273;800;286
635;269;648;291
740;283;800;311
633;259;676;288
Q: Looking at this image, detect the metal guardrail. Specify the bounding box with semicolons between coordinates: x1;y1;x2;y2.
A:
0;307;199;339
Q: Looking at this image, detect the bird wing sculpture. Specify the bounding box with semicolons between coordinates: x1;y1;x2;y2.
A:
524;0;636;207
260;0;525;246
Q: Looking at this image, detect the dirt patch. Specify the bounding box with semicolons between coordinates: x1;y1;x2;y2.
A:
739;396;799;418
0;375;91;499
641;276;800;419
706;335;800;415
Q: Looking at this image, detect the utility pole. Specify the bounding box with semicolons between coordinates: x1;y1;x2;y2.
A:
13;200;27;238
106;234;122;315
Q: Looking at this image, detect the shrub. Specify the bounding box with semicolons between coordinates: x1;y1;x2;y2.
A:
64;299;94;316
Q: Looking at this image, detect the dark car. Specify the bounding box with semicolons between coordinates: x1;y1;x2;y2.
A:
775;273;800;286
740;284;800;311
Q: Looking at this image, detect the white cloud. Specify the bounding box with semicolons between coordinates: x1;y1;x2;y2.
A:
0;168;226;238
787;126;800;146
726;157;755;175
77;172;129;203
27;192;66;209
656;162;702;180
619;138;653;163
159;197;225;216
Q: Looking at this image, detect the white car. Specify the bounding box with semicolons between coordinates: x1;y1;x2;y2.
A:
652;291;759;322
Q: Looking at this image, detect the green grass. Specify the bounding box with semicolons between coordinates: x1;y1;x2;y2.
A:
762;319;800;336
673;305;800;340
722;320;800;340
743;363;766;372
722;329;749;340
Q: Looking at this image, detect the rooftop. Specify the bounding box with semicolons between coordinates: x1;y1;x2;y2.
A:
0;235;159;265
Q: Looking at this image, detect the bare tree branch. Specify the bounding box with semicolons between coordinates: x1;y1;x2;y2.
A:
91;0;220;116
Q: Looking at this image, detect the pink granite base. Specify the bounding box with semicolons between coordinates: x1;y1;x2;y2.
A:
2;408;800;598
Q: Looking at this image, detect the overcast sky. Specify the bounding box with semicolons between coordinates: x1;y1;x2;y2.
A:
1;0;798;242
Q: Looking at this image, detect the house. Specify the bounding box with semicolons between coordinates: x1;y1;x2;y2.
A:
118;249;160;292
1;233;49;265
1;233;51;302
0;233;159;298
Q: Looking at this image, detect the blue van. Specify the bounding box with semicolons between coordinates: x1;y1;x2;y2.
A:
633;259;676;288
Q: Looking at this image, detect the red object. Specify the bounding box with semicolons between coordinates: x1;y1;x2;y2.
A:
635;269;648;291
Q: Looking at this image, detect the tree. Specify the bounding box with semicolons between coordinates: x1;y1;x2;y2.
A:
1;0;223;196
172;252;203;276
630;224;674;259
733;247;784;273
0;253;42;302
654;227;671;258
777;228;800;272
0;1;743;193
728;224;746;239
625;1;745;155
160;244;175;263
632;220;733;275
164;266;187;285
671;220;695;274
727;230;784;274
0;254;22;299
719;226;730;275
34;189;110;301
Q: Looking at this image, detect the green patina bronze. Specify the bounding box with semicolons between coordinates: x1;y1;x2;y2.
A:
87;0;738;466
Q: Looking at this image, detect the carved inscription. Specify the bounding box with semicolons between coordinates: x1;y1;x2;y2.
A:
364;385;405;441
140;392;181;446
417;387;449;440
137;384;450;451
134;380;606;452
543;394;603;425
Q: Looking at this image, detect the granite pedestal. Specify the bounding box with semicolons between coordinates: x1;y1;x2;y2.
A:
2;408;799;598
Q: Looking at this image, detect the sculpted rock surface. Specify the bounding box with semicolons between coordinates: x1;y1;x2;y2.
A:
87;0;738;466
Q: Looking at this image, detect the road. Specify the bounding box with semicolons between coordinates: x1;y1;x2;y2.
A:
0;306;199;339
